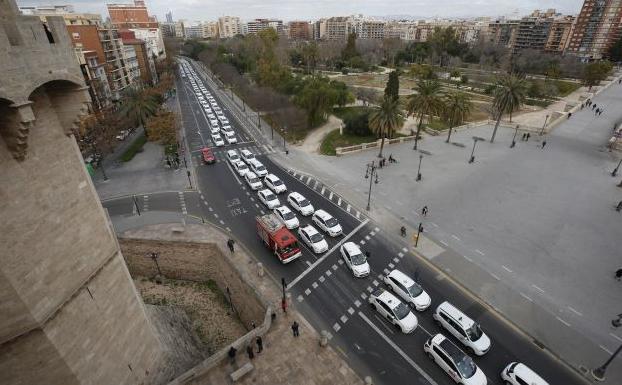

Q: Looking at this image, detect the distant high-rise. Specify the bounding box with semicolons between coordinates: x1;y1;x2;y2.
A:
567;0;622;60
106;0;166;58
165;10;173;23
218;16;241;38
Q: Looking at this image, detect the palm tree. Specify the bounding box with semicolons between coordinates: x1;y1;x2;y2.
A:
406;79;443;150
490;73;527;143
369;96;405;158
119;86;160;138
443;91;473;143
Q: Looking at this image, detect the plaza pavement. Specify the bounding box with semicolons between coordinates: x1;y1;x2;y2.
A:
268;79;622;380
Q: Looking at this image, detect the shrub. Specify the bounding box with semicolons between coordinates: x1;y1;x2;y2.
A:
343;109;372;136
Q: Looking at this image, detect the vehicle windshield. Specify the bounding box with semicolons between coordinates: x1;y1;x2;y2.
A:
326;217;338;227
245;154;255;160
256;165;266;172
393;302;411;320
249;177;259;183
407;282;423;297
282;211;295;220
301;199;311;207
273;179;283;186
466;323;483;341
310;233;324;243
278;241;298;256
266;193;276;201
238;164;248;170
455;355;477;379
230;154;239;161
351;252;367;266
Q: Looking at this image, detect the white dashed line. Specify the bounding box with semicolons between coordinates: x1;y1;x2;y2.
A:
332;264;338;271
532;284;545;293
305;288;311;295
370;231;375;236
219;220;225;225
326;270;332;277
398;252;404;258
440;240;448;246
297;295;304;303
401;247;407;252
567;306;583;317
337;197;342;206
520;292;533;302
388;263;395;268
393;257;399;263
475;249;485;255
489;272;500;281
600;345;612;355
208;207;214;212
366;286;373;293
340;315;348;323
312;282;318;289
318;276;325;283
333;323;341;332
338;259;344;265
306;260;312;267
365;235;371;241
502;265;513;273
321;187;326;195
463;255;473;262
346;204;351;212
329;192;334;200
360;240;366;245
354;300;362;308
372;280;379;287
255;204;260;209
360;293;368;300
556;316;571;327
610;333;622;343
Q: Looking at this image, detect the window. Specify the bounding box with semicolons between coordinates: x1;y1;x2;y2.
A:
438;350;456;371
72;32;80;39
379;302;393;315
515;377;529;385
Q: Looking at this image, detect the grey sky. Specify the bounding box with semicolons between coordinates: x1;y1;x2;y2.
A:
18;0;584;22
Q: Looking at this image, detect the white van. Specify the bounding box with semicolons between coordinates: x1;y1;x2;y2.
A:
248;159;268;177
432;302;491;356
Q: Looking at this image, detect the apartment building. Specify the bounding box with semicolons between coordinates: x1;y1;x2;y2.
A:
245;18;284;35
107;0;166;58
289;20;311;40
122;43;140;84
218;16;241;38
513;15;553;53
120;30;157;85
567;0;622;60
487;19;520;49
325;17;351;41
352;19;385;39
545;15;575;53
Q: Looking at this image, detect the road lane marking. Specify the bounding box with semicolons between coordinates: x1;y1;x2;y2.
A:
489;272;500;281
360;240;366;245
333;323;341;332
567;306;583;317
337;197;342;206
429;222;438;228
440;240;448;246
372;280;379;287
306;260;312;267
388;263;394;268
365;235;370;240
329;192;334;200
346;204;351;212
556;316;571;327
463;255;473;262
354;300;361;308
360;293;367;300
502;265;513;273
340;315;348;323
312;282;318;289
475;249;485;255
359;312;438;385
321;187;326;195
326;270;332;277
318;276;325;283
398;252;404;258
599;345;612;354
532;284;545;293
332;264;338;271
305;288;311;295
519;292;533;302
373;314;395;335
611;333;622;343
297;295;304;303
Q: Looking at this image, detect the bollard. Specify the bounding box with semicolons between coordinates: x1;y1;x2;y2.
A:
257;262;264;277
286;292;292;308
319;330;329;347
364;376;373;385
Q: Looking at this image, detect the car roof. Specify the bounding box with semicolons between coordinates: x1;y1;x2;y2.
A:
246;171;257;178
301;224;319;235
275;205;291;214
314;209;332;220
249;158;263;166
265;173;279;181
387;270;415;288
233;160;247;168
241;149;253;156
436;301;474;328
374;288;401;310
227;149;238;156
289;192;304;201
514;363;548;385
342;241;361;255
438;337;469;364
259;189;273;196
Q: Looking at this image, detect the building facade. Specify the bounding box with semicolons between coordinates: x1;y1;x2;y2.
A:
567;0;622;60
122;43;140;84
325;17;351;41
351;18;385;40
289;21;311;40
545;15;575;53
218;16;241;38
0;2;166;385
107;0;166;58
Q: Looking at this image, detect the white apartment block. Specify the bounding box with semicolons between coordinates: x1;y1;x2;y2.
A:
218;16;241;38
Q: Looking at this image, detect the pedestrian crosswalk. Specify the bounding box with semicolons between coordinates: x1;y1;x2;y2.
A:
192;143;275;165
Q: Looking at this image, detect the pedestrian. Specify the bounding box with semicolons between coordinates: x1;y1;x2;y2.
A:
256;335;263;353
281;297;288;314
568;112;572;119
246;344;255;360
421;205;428;217
292;321;300;337
616;200;622;212
595;108;599;115
378;159;384;169
592;104;597;110
619;79;621;84
522;133;527;141
541;140;547;149
526;133;531;141
251;321;256;329
581;103;584;110
389;154;395;163
599;109;603;116
228;346;237;365
227;239;235;253
615;268;622;281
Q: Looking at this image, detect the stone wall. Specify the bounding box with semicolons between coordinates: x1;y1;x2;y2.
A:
120;238;266;329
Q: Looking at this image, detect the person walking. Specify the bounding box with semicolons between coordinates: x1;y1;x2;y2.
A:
256;335;263;353
227;239;235;253
592;104;597;111
421;205;428;217
541;140;547;149
281;297;288;314
599;109;603;116
526;133;531;141
568;112;572;119
246;344;255;360
615;268;622;281
228;346;237;365
292;321;300;337
522;133;527;141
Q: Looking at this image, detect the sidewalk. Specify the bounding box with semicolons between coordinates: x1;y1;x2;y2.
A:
116;219;364;385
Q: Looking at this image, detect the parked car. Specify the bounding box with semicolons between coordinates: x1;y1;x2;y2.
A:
432;301;491;356
383;269;431;311
368;288;418;334
424;334;487;385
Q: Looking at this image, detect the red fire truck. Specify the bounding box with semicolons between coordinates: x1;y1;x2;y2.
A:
256;214;302;264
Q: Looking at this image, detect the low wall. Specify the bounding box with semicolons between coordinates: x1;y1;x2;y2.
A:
120;239;266;331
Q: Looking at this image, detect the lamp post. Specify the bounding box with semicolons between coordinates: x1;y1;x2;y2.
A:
415;222;423;247
187;170;192;189
511;125;519;148
365;161;380;211
149;252;162;276
416;154;423;181
469;136;483;164
539;114;550;136
592;344;622;381
612;158;622;177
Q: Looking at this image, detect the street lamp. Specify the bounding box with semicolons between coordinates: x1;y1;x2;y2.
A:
415;222;423;247
539;114;550;136
149;252;162;276
365;160;380;211
511;125;519;148
592;344;622;381
416;154;423;181
186;170;192;189
469;136;483;164
612;158;622;177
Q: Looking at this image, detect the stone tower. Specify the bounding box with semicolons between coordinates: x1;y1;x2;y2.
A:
0;0;165;383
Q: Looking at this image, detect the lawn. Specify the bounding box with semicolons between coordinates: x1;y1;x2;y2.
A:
320;129;378;155
332;106;373;121
120;133;147;162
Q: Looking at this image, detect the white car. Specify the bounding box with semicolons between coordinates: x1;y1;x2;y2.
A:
244;171;263;190
298;225;328;254
312;209;342;237
224;131;237;144
211;133;224;147
368;288;418;334
340;242;370;277
264;174;287;194
221;124;233;134
273;206;299;229
424;334;487;385
207;113;216;120
248;159;268;177
384;269;431;311
219;116;230;125
232;160;249;176
240;149;255;163
210;125;220;134
287;192;314;216
432;302;491;356
501;363;548;385
209;119;219;127
226;149;240;165
258;189;281;209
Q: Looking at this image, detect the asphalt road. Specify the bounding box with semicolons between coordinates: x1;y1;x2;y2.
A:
103;58;590;385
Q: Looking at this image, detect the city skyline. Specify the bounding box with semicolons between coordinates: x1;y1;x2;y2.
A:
17;0;583;22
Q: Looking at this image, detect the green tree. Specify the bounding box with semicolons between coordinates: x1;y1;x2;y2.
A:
384;71;400;101
442;91;472;143
330;80;354;107
369;96;405;157
428;26;461;67
582;61;613;90
490;73;527;143
119;86;159;138
145;110;177;146
406;80;444;150
608;37;622;62
294;78;338;127
342;32;359;61
409;64;436;80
